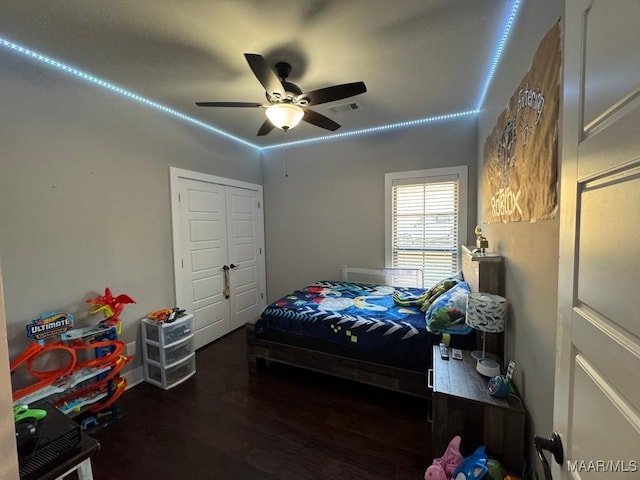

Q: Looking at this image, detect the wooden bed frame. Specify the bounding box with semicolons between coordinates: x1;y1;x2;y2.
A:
245;245;504;398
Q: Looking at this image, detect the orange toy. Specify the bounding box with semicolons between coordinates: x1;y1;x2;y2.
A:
86;287;135;330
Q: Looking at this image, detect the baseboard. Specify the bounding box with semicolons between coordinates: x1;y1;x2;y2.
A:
122;365;144;389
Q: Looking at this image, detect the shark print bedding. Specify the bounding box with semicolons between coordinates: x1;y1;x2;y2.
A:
254;280;442;371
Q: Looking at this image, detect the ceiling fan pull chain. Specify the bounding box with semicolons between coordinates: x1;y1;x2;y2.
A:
284;136;289;178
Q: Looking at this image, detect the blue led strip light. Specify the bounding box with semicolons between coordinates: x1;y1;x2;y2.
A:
3;1;519;152
475;0;523;110
0;36;260;150
261;110;479;150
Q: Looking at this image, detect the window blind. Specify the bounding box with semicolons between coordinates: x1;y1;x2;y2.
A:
391;178;459;288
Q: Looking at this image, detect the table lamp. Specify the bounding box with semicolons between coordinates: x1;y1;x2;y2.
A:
466;292;507;376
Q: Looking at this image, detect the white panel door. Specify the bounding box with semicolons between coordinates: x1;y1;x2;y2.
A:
553;1;640;479
226;186;262;330
178;178;230;349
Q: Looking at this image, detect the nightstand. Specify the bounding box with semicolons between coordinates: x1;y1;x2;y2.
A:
431;346;525;473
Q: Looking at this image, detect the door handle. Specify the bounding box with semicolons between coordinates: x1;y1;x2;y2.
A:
222;265;230;299
534;432;563;480
229;263;237;269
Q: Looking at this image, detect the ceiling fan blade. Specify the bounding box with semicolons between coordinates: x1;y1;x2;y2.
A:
244;53;286;99
196;102;263;108
297;81;367;106
302;109;341;131
257;119;275;136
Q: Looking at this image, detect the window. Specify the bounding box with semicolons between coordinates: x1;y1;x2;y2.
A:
385;166;467;288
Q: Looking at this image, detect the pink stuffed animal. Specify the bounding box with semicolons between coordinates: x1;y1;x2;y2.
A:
424;435;464;480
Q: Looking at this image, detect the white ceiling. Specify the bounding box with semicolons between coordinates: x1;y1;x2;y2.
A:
0;0;514;148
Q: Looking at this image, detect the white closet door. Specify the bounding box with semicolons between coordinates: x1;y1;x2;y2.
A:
172;168;266;350
226;186;262;330
178;178;230;349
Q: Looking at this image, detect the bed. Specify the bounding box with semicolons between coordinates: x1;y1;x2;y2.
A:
246;245;504;397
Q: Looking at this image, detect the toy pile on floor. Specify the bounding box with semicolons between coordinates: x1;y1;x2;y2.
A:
425;436;521;480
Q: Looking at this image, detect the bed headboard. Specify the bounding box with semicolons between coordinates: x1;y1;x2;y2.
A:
342;247;504;294
340;265;423;288
460;244;504;295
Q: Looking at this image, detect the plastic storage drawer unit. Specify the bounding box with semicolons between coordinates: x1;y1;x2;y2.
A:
145;353;196;390
143;314;193;346
141;314;196;389
146;336;193;365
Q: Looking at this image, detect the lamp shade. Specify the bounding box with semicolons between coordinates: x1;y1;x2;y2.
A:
265;104;304;131
466;292;506;333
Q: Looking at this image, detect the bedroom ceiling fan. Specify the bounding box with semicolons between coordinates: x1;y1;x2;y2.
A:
196;53;367;136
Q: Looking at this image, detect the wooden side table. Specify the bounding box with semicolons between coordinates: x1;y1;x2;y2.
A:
431;346;525;473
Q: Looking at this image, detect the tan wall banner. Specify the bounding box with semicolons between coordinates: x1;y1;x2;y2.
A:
482;22;561;223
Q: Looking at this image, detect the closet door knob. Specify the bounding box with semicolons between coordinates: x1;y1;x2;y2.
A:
229;263;237;269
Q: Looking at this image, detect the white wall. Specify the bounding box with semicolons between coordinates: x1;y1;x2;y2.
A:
261;115;478;302
477;0;563;473
0;51;261;372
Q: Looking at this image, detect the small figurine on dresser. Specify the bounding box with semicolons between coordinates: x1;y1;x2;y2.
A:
473;225;489;255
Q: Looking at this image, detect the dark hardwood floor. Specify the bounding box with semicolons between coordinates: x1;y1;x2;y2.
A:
88;327;433;480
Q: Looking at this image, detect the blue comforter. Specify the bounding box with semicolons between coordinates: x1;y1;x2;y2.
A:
255;281;434;369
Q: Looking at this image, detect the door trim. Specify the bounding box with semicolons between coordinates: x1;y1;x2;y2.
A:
0;262;20;478
169;167;266;324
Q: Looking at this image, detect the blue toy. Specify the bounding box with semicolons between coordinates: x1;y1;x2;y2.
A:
487;375;512;397
452;446;488;480
488;360;517;398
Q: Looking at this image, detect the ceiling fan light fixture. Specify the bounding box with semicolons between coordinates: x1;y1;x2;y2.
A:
265;104;304;131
